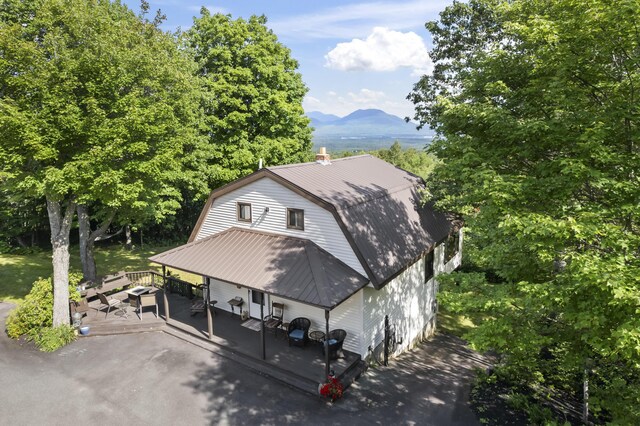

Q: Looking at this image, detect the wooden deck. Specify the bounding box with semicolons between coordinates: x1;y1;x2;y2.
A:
79;289;362;389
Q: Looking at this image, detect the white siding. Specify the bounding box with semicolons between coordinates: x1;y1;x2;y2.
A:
270;290;365;356
196;177;366;276
209;278;366;356
362;228;463;358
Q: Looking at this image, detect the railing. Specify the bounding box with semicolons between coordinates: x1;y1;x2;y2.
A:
125;270;203;299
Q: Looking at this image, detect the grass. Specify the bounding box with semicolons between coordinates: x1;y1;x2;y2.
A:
0;243;199;304
437;306;482;338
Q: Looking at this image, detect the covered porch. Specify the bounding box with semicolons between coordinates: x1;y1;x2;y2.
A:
78;270;363;387
148;227;370;383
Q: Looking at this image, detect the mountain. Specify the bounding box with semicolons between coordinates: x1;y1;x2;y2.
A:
308;109;431;138
307;111;341;124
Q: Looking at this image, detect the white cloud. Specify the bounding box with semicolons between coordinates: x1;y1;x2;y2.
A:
348;88;386;103
269;0;449;40
325;27;432;76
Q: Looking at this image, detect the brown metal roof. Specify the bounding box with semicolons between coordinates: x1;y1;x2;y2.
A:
150;228;368;310
268;155;452;287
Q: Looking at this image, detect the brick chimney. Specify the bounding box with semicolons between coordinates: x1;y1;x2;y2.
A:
315;147;331;165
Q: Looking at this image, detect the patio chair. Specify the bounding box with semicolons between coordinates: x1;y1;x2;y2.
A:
263;302;284;334
323;329;347;360
287;317;311;347
138;292;158;320
96;292;122;318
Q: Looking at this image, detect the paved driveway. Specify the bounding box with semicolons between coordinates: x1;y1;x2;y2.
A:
0;302;489;425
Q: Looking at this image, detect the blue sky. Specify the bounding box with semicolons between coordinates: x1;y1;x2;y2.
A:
122;0;454;118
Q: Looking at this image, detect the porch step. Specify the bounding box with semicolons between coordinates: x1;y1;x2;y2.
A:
164;321;320;395
338;359;367;390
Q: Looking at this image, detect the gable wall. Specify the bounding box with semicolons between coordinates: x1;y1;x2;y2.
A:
195;177;366;277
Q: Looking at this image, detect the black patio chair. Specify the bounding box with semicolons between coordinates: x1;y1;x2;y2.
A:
323;329;347;360
287;317;310;347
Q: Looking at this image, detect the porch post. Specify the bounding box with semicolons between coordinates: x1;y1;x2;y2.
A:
260;296;266;360
206;278;214;340
325;309;330;378
162;265;170;321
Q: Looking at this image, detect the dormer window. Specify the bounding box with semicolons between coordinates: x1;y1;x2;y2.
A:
287;208;304;230
237;202;252;222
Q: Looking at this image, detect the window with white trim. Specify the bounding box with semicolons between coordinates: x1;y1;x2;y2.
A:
237;202;252;222
286;208;304;230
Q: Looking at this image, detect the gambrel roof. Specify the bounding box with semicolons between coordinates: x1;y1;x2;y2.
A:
188;155;453;289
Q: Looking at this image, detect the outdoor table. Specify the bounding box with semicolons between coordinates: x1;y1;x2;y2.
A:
309;330;325;344
125;286;155;314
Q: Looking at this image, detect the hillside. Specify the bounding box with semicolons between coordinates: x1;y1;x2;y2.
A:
308;109;432;138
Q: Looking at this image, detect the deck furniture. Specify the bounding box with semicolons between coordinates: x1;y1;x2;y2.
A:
264;302;284;334
287;317;311;347
323;329;347;360
69;297;90;317
309;330;325;345
85;271;132;299
138;293;158;320
96;293;122;318
190;298;216;316
228;297;243;317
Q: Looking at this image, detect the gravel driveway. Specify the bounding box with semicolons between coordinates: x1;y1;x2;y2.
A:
0;302;489;425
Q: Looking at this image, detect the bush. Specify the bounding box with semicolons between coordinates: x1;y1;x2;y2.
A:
32;325;76;352
6;273;82;342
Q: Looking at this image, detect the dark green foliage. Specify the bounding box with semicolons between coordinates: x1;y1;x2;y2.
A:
32;324;76;352
410;0;640;421
372;141;437;179
186;10;312;191
6;273;81;340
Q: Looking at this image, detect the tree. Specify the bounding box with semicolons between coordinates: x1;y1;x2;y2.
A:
409;0;640;421
373;141;437;179
0;0;200;325
186;9;312;191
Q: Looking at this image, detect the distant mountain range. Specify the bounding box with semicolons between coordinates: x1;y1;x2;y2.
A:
307;109;433;138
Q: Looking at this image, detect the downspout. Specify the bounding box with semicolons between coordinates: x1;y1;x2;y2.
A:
325;309;330;378
162;265;170;321
206;278;214;339
260;296;266;360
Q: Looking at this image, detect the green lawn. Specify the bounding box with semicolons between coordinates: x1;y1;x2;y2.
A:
0;244;197;304
437;306;482;338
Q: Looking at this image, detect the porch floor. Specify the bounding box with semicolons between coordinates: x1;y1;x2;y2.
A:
80;290;360;385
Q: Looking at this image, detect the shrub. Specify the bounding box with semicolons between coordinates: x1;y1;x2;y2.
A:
6;273;82;341
32;325;77;352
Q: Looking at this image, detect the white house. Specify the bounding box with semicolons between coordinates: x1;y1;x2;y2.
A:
150;149;462;366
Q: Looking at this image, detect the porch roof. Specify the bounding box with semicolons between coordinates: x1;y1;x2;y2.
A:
149;227;369;310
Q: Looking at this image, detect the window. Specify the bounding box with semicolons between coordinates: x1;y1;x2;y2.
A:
424;251;434;282
287;208;304;230
444;231;460;263
251;290;264;305
237;202;252;222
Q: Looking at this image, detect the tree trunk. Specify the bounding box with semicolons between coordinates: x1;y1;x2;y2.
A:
77;204;115;283
125;224;132;250
46;197;76;327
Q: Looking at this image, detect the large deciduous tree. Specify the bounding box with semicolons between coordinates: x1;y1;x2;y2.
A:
409;0;640;421
0;0;199;324
186;9;312;190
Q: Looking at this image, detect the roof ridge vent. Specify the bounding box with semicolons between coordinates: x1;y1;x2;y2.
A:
315;147;331;166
